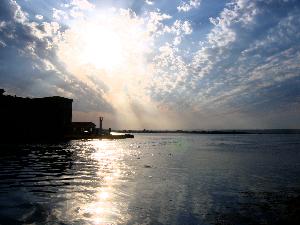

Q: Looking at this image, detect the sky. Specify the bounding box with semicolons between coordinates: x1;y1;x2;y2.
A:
0;0;300;129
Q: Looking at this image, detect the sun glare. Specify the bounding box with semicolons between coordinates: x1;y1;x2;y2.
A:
57;10;160;128
57;11;150;75
79;26;124;71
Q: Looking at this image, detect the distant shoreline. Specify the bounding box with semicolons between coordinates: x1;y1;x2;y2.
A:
114;129;300;134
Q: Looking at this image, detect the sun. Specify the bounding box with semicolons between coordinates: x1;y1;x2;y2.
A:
57;11;150;74
79;25;124;71
56;9;152;113
56;9;164;129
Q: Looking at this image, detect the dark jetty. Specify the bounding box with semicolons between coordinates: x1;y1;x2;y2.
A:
65;133;134;140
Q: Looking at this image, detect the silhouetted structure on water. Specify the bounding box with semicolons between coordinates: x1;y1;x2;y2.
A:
72;122;96;134
0;89;72;142
0;89;134;142
99;116;103;134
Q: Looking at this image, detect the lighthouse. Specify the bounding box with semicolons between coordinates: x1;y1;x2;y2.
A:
99;116;103;134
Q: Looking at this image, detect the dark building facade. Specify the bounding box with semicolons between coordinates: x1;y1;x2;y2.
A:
0;89;73;142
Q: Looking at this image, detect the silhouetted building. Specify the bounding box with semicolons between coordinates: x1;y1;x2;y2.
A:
0;89;72;142
71;122;96;134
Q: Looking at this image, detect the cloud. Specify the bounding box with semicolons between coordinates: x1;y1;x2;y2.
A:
1;0;300;129
70;0;95;10
35;14;43;20
146;0;300;129
177;0;201;12
8;0;28;23
0;0;113;113
145;0;154;5
52;8;68;20
146;10;172;36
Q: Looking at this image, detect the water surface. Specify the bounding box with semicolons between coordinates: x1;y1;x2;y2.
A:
0;134;300;224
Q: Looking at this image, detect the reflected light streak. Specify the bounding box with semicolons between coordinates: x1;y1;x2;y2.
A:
81;140;131;224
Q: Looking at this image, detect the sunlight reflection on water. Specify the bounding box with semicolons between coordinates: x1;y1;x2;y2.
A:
79;140;132;225
0;134;300;225
46;140;135;225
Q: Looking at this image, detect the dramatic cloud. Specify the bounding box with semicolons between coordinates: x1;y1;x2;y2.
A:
1;0;300;129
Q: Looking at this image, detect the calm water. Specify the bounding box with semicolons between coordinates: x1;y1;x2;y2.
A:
0;134;300;225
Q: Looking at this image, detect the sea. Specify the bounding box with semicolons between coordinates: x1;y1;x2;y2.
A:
0;133;300;225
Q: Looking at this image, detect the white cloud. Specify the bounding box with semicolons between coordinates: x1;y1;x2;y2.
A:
67;0;95;19
173;36;181;46
0;21;7;31
151;42;189;103
69;8;84;18
207;25;236;47
242;9;300;57
0;40;6;48
207;0;258;47
146;11;172;36
166;20;193;35
145;0;154;5
52;8;68;20
190;5;300;114
70;0;95;10
192;0;259;77
8;0;28;23
177;0;201;12
35;14;43;20
160;20;193;45
27;21;60;48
